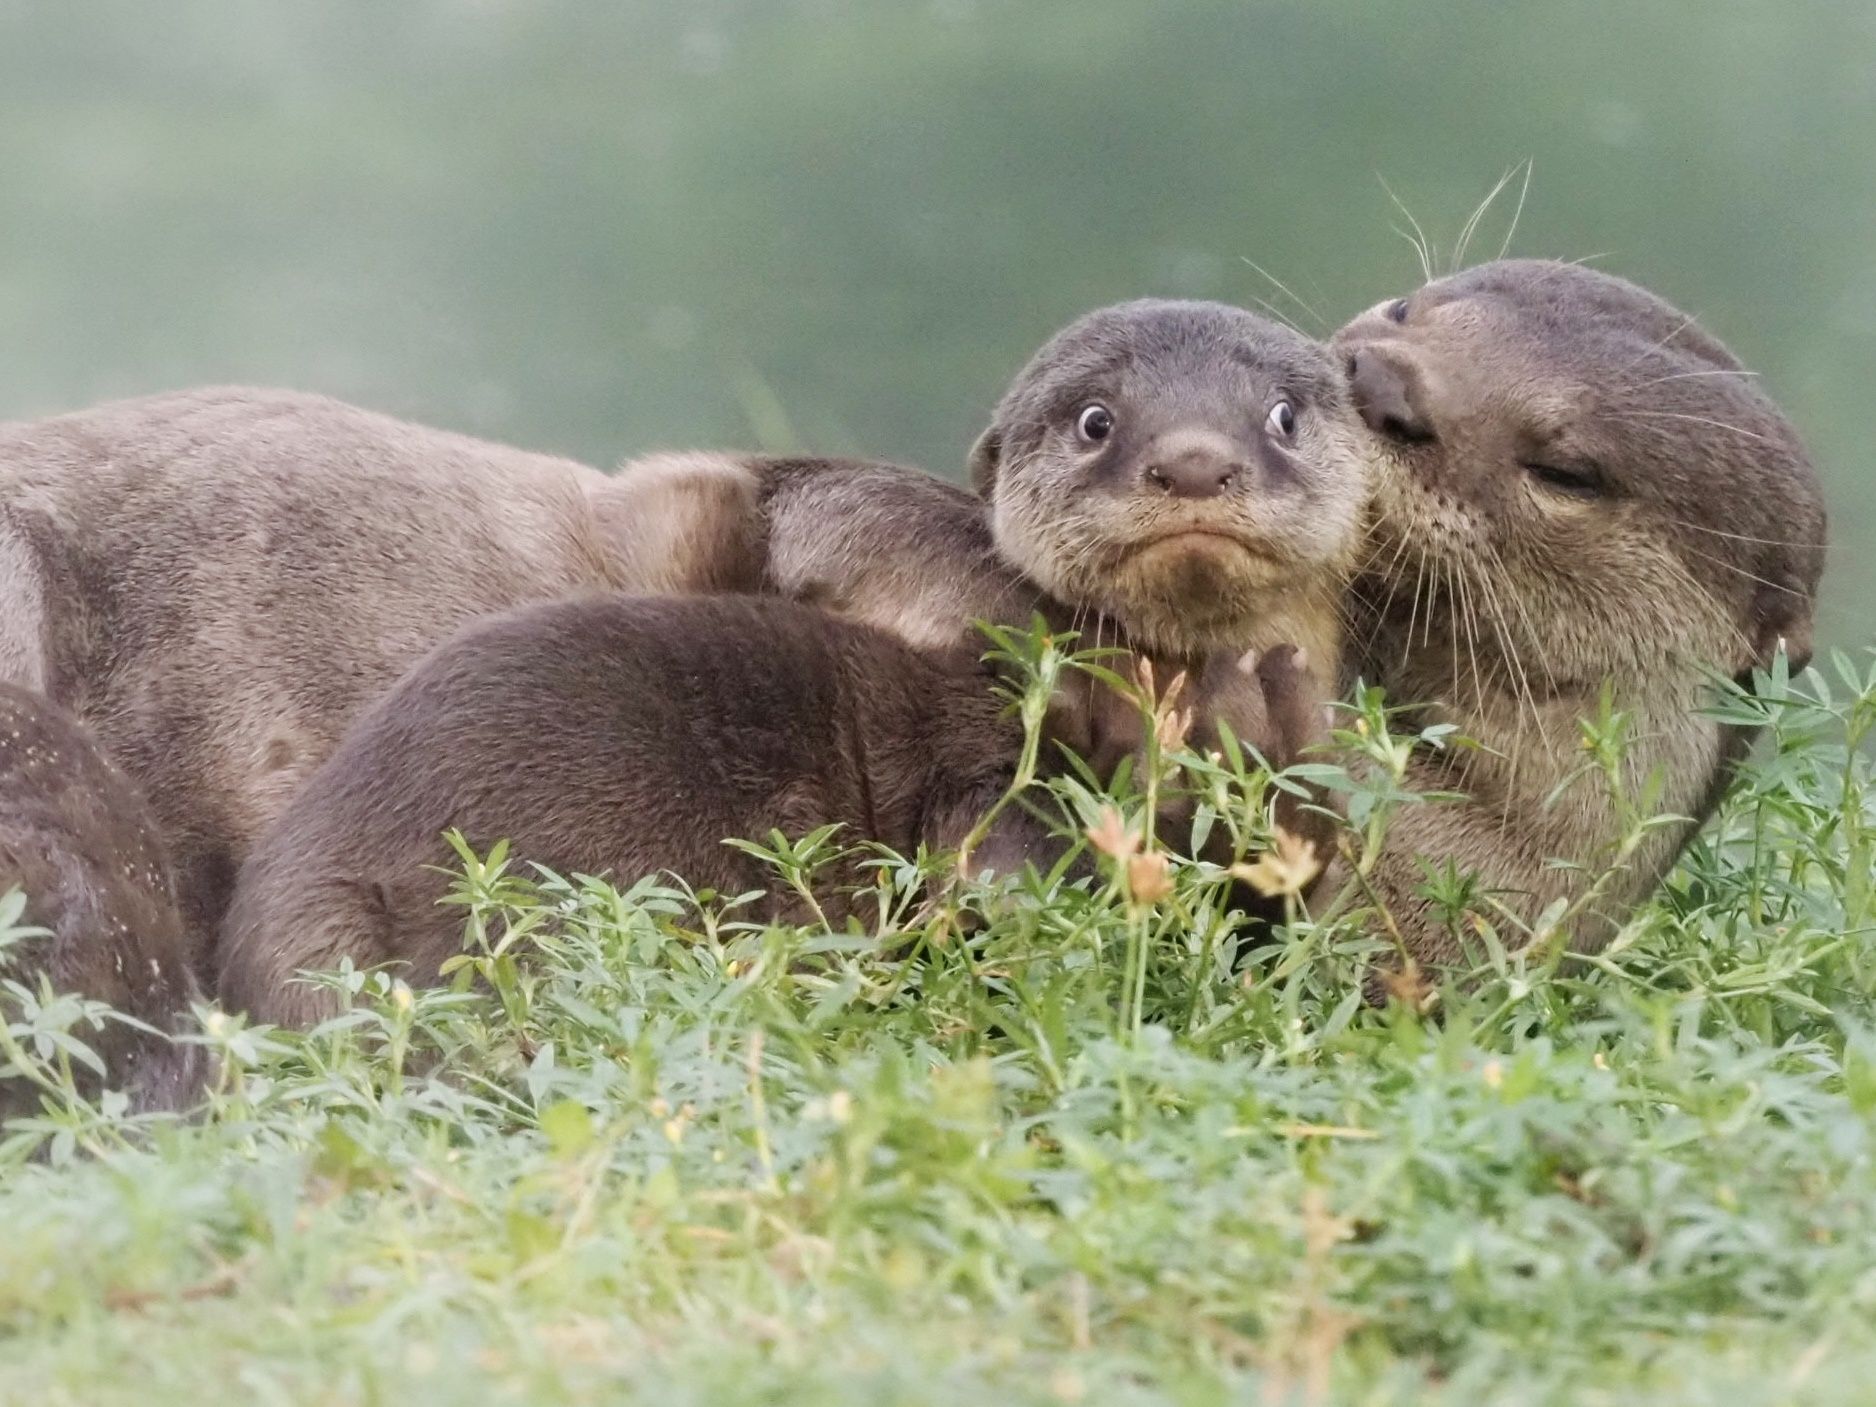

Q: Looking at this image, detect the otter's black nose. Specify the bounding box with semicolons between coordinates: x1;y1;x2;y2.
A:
1143;450;1244;499
1348;349;1435;444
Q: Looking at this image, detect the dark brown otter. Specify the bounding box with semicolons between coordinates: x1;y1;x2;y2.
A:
1333;258;1827;969
217;596;1328;1027
0;683;206;1112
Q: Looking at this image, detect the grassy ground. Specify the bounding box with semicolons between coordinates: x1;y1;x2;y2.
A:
1;647;1873;1405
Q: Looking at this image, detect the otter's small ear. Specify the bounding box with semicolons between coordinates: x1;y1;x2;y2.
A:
967;426;1003;497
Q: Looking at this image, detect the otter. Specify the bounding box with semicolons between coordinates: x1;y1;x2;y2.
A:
0;684;206;1112
1333;258;1826;968
217;596;1329;1027
0;387;761;970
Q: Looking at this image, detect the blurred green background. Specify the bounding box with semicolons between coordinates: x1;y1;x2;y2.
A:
0;2;1867;640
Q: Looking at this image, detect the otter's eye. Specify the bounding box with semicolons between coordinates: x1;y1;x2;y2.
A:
1076;404;1115;443
1265;400;1297;438
1385;298;1409;324
1523;460;1606;500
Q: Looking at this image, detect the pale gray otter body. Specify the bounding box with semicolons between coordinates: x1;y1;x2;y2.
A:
0;683;206;1112
219;595;1329;1027
1334;258;1826;969
0;387;759;968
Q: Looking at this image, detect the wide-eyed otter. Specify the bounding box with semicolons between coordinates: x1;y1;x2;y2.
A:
1333;258;1826;967
0;684;206;1112
0;387;761;969
218;596;1329;1027
637;300;1370;674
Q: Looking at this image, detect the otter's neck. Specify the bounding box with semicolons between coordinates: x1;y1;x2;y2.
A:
1355;582;1733;935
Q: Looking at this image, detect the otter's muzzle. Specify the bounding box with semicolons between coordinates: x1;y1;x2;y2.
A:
1139;429;1249;500
1347;349;1436;445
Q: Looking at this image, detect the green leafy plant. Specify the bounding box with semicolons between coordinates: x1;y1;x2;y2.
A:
0;644;1873;1404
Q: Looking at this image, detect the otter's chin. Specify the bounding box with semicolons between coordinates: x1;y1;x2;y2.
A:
1126;534;1287;592
1102;539;1287;656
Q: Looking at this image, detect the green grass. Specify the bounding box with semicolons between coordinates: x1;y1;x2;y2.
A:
2;647;1876;1405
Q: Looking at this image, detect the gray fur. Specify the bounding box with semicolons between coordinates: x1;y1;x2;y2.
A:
1334;258;1827;967
0;386;719;968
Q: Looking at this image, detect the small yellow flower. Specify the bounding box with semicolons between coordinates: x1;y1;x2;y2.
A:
1132;656;1158;697
1481;1059;1504;1090
1154;702;1194;754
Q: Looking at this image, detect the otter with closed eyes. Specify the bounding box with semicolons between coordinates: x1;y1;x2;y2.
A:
1333;258;1825;971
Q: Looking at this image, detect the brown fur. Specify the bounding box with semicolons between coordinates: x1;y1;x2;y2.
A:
968;299;1368;668
0;387;712;969
216;596;1023;1025
220;594;1330;1027
0;683;206;1112
1334;259;1827;967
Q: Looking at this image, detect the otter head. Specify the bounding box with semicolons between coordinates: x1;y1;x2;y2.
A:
1335;259;1825;694
970;299;1371;660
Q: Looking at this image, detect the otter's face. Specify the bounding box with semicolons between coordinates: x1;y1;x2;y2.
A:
1334;259;1825;687
972;299;1371;659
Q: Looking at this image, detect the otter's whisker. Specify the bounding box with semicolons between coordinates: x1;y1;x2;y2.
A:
1377;172;1437;285
1613;311;1704;377
1238;256;1327;333
1401;552;1431;668
1626;368;1762;391
1453;163;1524;274
1610;410;1777;446
1495;159;1534;262
1474;553;1546;778
1675;543;1813;598
1655;517;1830;551
1239;293;1307;338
